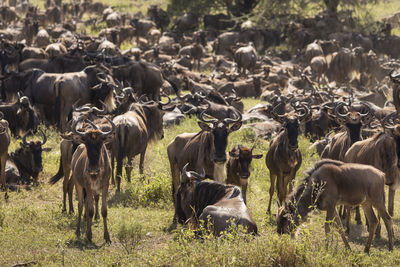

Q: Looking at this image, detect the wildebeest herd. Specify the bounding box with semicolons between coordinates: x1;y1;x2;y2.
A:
1;0;400;254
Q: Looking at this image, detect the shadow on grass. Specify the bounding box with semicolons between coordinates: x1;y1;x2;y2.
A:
66;238;104;250
107;188;134;208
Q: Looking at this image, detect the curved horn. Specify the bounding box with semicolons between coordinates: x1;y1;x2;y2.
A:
85;119;99;129
199;109;218;123
96;72;107;83
22;130;32;145
381;112;396;130
101;117;116;137
138;94;154;105
40;129;47;145
159;93;171;107
72;117;87;138
357;102;371;117
297;104;310;121
92;100;107;114
0;124;6;135
335;102;349;119
181;163;191;182
251;137;259;152
224;110;242;124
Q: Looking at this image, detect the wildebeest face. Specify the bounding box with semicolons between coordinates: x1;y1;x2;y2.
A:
17;141;45;180
82;130;106;176
229;146;262;178
284;117;299;150
199;120;242;163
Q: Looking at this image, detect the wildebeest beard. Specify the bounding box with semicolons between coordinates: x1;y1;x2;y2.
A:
346;122;362;144
395;135;400;168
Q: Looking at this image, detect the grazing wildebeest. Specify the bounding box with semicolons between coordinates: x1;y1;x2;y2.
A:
276;159;394;254
112;96;174;192
389;69;400;114
175;164;258;235
344;113;400;217
168;111;242;222
0;112;10;192
69;117;115;243
266;105;310;213
0;95;39;137
6;130;49;185
226;144;263;204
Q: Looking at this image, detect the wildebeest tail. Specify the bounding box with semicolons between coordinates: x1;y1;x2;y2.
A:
54;81;61;128
116;124;127;179
49;155;64;185
162;75;179;95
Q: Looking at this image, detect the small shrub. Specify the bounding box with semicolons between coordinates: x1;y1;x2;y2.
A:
116;221;143;254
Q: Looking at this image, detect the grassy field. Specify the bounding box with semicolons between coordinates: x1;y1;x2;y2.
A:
2;97;400;266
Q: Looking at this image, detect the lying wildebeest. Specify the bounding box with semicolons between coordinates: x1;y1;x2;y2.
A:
168;111;242;223
6;130;49;186
0;112;10;192
226;144;263;204
0;95;39;137
277;159;394;254
344;114;400;217
266;104;310;213
112;96;174;192
175;164;258;235
68;117;115;243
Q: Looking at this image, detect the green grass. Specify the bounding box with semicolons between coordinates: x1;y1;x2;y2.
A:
1;98;400;266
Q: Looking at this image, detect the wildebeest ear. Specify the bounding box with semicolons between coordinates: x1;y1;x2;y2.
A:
198;121;211;131
252;154;263;159
42;147;52;152
229;121;242;132
103;132;115;144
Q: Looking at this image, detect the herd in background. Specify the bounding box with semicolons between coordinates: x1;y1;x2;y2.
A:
0;0;400;253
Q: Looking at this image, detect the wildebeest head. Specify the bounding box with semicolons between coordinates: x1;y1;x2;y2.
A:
176;163;206;224
17;95;40;135
90;74;117;112
14;130;49;181
198;110;242;163
272;104;310;150
381;113;400;167
70;117;115;176
135;94;175;141
335;102;371;143
229;144;263;179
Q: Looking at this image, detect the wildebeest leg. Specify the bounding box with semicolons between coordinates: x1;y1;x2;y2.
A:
374;201;394;251
355;206;361;225
0;152;7;191
388;188;395;216
345;206;351;234
102;186;111;243
94;194;100;221
242;183;248;204
325;207;351;250
267;173;276;214
139;150;146;175
361;203;378;254
75;184;84;239
126;155;133;182
67;178;74;214
277;173;289;205
85;191;94;242
288;169;295;193
111;150;115;185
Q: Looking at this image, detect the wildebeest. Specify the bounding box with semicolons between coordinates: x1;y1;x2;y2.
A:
344;114;400;217
0;112;10;192
234;43;257;75
175;164;258;235
112;61;163;100
266;104;309;213
276;159;394;253
322;102;371;161
168;111;242;222
0;95;39;137
6;130;49;185
112;96;174;192
69;117;115;243
226;144;263;204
